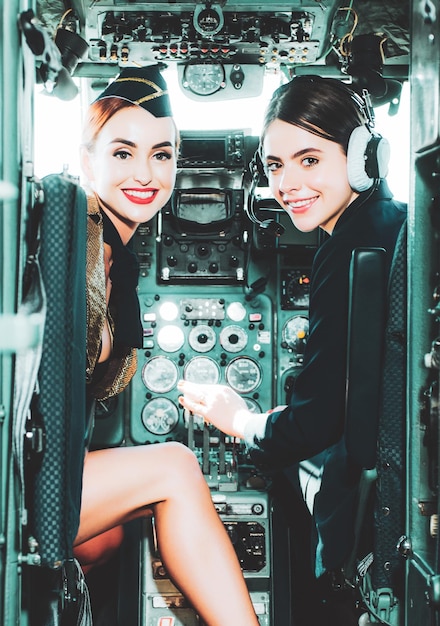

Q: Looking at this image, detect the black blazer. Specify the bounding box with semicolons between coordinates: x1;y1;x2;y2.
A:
243;180;407;574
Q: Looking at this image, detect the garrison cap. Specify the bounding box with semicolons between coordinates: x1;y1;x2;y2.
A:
96;65;172;117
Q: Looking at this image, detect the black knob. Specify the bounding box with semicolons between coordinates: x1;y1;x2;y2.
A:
197;245;210;257
209;262;219;273
188;262;198;273
167;255;177;267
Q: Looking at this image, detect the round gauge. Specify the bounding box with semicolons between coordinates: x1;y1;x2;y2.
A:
220;325;248;353
159;301;179;321
188;324;216;353
156;324;185;352
183;63;226;96
193;5;224;36
225;357;261;394
226;301;247;322
142;356;179;393
286;272;311;308
282;315;309;351
184;356;220;384
141;397;179;435
244;397;261;413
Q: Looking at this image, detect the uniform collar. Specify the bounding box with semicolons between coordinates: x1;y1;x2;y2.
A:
334;180;393;232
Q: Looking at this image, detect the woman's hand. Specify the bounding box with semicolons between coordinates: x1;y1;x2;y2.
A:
177;380;254;439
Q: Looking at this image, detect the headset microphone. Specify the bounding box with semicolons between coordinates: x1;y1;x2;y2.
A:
246;152;285;237
255;217;285;237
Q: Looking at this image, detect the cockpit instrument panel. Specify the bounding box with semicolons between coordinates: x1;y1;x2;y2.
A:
79;1;343;101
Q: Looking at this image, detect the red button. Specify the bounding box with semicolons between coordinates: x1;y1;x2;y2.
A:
249;313;262;322
158;617;174;626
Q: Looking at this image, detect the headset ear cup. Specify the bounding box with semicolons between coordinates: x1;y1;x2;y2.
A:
347;126;390;193
347;125;375;192
375;135;390;179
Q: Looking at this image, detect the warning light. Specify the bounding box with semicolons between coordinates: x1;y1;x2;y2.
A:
158;617;174;626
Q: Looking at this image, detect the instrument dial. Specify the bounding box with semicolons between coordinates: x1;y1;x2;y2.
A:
244;398;261;413
226;301;247;322
225;356;261;394
157;324;185;352
141;398;179;435
220;325;248;353
184;356;220;384
282;315;309;352
158;301;179;321
142;356;179;393
193;6;224;36
183;63;226;96
188;324;217;353
286;272;311;308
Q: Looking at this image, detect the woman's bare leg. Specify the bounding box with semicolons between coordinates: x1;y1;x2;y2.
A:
76;442;258;626
74;526;125;574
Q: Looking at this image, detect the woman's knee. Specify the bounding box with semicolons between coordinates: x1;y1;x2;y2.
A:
159;442;205;487
162;441;200;468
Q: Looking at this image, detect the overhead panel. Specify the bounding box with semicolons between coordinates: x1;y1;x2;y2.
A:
77;0;342;92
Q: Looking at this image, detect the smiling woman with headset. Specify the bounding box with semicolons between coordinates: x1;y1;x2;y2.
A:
178;74;407;618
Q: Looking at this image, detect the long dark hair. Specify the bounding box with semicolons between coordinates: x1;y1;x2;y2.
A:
261;75;367;154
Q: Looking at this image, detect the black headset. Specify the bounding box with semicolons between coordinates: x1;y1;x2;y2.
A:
246;153;285;237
